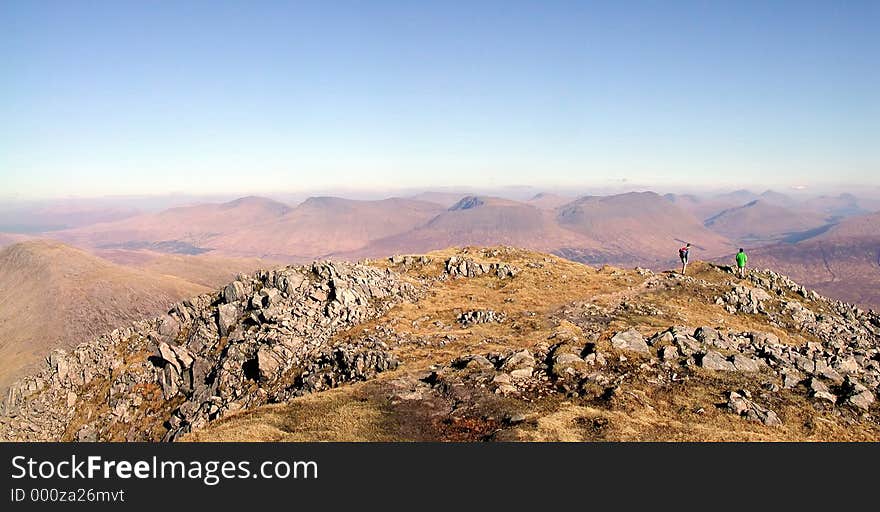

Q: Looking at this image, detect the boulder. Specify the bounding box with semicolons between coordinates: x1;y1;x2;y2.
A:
700;351;736;371
256;346;282;381
809;379;837;403
847;390;875;411
222;281;247;303
157;342;181;373
510;368;533;380
157;316;180;338
781;369;804;389
461;355;494;371
500;350;535;372
611;330;650;354
727;391;782;426
551;353;586;378
731;354;761;372
217;303;239;337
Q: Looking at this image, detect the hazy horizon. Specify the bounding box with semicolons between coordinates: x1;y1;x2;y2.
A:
2;1;878;198
3;182;880;206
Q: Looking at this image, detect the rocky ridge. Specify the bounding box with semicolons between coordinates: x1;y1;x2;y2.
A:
1;261;417;441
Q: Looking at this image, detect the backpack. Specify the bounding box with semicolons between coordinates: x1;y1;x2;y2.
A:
679;247;688;259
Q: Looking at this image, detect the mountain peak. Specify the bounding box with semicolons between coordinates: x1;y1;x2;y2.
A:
220;196;291;214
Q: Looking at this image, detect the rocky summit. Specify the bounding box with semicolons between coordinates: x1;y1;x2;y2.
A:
2;247;879;442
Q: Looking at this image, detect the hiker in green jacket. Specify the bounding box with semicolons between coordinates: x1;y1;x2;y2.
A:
736;248;748;278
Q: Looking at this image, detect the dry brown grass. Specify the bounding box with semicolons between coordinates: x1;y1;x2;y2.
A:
186;384;396;442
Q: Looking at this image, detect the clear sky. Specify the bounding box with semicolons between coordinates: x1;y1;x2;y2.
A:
1;0;878;198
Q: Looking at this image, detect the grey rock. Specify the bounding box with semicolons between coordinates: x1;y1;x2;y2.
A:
461;355;494;371
727;391;782;426
510;368;533;380
217;303;239;337
847;390;875;410
551;353;586;378
0;259;417;442
810;379;837;403
158;316;180;338
700;350;736;371
732;354;761;372
781;369;804;389
223;281;247;303
814;360;844;384
611;329;650;354
660;345;680;361
500;350;536;372
457;309;506;326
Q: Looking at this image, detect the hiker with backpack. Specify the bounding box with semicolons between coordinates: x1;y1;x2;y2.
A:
736;248;748;278
679;243;690;274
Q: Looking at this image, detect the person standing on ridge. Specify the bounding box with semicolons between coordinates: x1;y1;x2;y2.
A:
679;243;691;275
736;248;748;278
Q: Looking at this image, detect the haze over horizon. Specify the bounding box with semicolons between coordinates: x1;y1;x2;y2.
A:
2;1;878;198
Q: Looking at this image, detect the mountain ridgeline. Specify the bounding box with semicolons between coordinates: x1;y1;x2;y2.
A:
4;188;879;309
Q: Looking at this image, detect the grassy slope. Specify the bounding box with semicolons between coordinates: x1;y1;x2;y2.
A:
0;241;209;390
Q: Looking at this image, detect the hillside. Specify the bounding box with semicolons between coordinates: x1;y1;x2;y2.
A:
53;196;293;253
743;211;880;309
801;193;875;220
527;193;573;210
210;197;445;260
0;232;31;249
342;196;600;258
52;196;444;261
704;200;829;244
94;249;280;288
662;193;738;222
556;192;733;265
0;240;209;390
0;203;140;233
408;191;468;208
814;210;880;240
2;246;878;442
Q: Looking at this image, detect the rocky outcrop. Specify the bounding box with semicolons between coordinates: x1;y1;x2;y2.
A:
0;261;418;441
457;310;507;326
444;256;519;279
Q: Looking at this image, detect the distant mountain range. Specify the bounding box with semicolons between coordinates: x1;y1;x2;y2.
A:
35;191;737;265
1;188;878;308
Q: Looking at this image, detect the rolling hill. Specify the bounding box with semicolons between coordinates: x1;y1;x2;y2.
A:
408;191;468;208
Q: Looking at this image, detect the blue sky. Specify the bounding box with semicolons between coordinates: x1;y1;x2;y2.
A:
1;0;877;198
